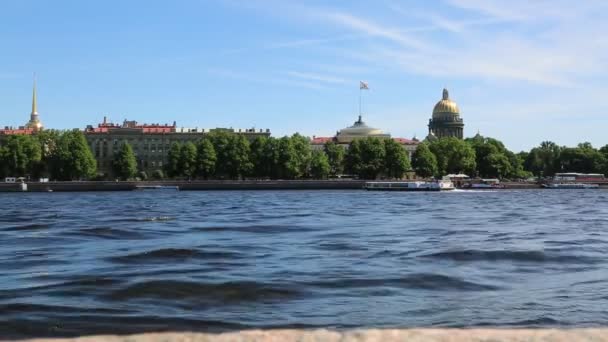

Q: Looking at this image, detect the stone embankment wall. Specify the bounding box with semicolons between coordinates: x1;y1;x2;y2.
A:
0;180;367;192
21;329;608;342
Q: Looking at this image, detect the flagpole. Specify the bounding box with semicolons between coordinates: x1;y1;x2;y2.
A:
359;86;362;118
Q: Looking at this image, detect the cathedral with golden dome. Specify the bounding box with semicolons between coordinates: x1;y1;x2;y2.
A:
427;88;463;140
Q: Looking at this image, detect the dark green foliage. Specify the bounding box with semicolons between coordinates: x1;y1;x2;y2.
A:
208;131;252;179
309;150;330;179
411;142;437;178
180;142;198;179
112;143;138;180
196;139;217;179
152;169;164;180
49;130;97;181
346;138;386;179
324;141;344;176
165;142;182;178
0;134;41;178
429;137;476;176
384;138;411;179
524;141;562;177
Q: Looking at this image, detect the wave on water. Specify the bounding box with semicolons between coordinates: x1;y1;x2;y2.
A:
420;249;602;264
106;280;303;303
108;248;243;263
308;273;500;291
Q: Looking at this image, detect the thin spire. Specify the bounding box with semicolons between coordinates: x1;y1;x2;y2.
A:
31;73;38;115
442;88;449;100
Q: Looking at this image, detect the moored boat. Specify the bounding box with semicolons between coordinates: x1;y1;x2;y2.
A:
542;183;599;189
365;178;454;191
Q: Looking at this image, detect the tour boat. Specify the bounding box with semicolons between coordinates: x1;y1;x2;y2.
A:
542;183;599;189
365;179;454;191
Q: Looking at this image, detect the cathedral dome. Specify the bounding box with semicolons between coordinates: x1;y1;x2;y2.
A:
432;88;460;118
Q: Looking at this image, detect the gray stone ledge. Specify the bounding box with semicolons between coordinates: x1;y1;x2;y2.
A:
19;329;608;342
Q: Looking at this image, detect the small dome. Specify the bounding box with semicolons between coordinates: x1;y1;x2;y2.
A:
433;88;460;117
335;115;390;143
338;116;385;136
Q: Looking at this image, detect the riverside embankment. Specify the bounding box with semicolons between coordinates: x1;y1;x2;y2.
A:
0;180;367;192
0;180;546;192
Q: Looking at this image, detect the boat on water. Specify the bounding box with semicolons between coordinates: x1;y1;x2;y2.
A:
365;178;454;191
542;183;599;189
134;185;180;191
463;178;505;190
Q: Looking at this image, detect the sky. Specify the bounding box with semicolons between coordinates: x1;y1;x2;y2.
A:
0;0;607;151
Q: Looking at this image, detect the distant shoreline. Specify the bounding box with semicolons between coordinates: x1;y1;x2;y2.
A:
0;180;550;192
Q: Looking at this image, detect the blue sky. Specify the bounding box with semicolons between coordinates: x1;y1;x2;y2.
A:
0;0;607;151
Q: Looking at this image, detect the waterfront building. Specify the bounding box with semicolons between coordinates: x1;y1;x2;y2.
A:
311;115;419;159
84;117;271;178
427;88;464;139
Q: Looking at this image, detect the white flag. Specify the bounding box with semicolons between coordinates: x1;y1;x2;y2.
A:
360;81;369;90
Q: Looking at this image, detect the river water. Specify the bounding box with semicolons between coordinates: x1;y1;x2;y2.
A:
2;190;608;338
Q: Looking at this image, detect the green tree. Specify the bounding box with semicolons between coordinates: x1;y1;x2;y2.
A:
152;169;164;180
524;141;561;177
429;137;476;176
323;141;344;177
309;150;330;179
209;131;252;179
50;130;96;180
559;142;605;174
166;142;182;178
411;142;437;178
276;136;300;179
466;135;514;178
180;142;197;179
196;138;217;179
0;134;42;178
346;138;386;179
249;136;271;178
112;142;138;180
291;133;312;178
34;130;61;179
383;139;411;179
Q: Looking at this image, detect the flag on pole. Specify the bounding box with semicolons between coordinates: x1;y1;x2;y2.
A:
359;81;369;90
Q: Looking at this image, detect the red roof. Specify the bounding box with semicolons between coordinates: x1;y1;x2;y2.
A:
393;137;419;145
0;128;35;135
311;137;334;144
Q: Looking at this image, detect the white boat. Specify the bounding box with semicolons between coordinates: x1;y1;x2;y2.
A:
134;185;180;191
365;179;454;191
542;183;599;189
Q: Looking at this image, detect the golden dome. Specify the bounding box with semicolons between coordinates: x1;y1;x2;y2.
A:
433;88;460;117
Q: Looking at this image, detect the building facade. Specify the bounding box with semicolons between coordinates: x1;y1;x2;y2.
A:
427;88;464;139
84;118;271;178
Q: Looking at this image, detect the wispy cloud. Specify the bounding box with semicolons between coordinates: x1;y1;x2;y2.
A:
206;68;331;91
285;71;350;85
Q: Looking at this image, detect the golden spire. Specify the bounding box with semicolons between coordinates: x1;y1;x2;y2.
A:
32;74;38;115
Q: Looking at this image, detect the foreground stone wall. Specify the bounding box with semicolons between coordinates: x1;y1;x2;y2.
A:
22;329;608;342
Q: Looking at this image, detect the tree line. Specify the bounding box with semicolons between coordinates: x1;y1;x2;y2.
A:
156;132;410;180
2;129;608;181
0;130;96;181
